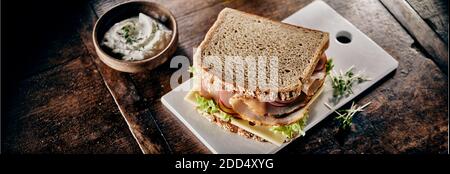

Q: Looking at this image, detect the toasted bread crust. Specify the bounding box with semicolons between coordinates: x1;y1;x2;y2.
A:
195;8;329;101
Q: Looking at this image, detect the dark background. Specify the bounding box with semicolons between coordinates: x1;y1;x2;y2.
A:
2;0;86;106
1;0;91;151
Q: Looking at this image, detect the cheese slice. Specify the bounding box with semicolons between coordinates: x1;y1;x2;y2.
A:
184;86;324;146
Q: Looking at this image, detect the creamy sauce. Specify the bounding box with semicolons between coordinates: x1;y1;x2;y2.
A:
102;13;172;61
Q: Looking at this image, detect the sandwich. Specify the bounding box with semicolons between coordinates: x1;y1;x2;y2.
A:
185;8;329;146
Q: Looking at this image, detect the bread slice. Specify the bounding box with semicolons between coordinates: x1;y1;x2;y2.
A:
194;8;329;101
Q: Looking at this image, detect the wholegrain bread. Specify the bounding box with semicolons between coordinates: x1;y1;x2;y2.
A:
194;8;329;101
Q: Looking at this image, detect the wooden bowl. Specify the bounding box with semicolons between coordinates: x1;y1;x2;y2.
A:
92;1;178;73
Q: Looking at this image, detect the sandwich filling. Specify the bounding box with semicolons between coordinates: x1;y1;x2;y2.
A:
187;8;330;144
196;53;328;126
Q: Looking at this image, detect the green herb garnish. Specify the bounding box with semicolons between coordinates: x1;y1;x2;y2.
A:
326;58;334;74
329;66;370;97
121;25;136;44
325;102;371;129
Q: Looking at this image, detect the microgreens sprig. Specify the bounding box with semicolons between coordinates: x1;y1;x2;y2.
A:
329;66;370;97
324;102;371;129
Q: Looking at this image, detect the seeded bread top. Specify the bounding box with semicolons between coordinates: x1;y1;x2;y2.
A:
195;8;329;101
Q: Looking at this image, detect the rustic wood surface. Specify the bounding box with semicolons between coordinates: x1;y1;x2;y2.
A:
407;0;448;44
79;3;172;154
381;0;448;74
2;0;448;154
2;1;142;153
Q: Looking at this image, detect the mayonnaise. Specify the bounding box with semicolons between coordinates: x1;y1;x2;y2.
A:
102;13;172;61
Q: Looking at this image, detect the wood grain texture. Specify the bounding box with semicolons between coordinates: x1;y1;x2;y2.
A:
121;0;317;153
2;1;142;154
125;59;210;154
1;1;88;80
176;0;316;57
381;0;448;74
407;0;448;44
92;0;447;153
90;0;448;154
89;0;229;154
3;0;447;154
90;0;222;18
2;55;141;153
79;3;172;154
278;0;448;153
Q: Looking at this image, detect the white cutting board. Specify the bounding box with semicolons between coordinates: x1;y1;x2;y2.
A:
161;0;398;154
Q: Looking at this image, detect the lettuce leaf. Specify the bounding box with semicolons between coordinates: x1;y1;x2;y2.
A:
326;58;334;75
188;66;196;74
219;112;232;122
270;112;309;139
195;92;308;139
195;94;231;122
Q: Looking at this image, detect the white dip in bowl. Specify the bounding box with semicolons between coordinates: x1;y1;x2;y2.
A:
102;13;172;61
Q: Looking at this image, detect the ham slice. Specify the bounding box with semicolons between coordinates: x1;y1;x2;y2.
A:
229;96;310;126
302;70;326;96
303;56;327;96
197;55;327;126
315;53;327;72
266;93;309;116
218;90;234;108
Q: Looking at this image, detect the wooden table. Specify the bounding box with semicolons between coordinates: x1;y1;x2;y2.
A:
2;0;448;154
